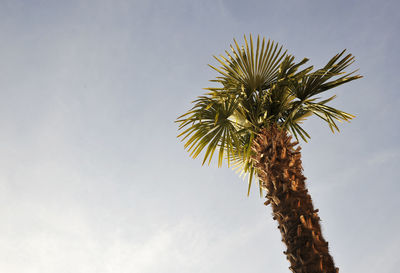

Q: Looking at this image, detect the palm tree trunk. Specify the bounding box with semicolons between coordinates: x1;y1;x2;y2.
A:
251;126;338;273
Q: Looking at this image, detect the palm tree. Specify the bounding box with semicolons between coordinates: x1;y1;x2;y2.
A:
176;35;361;273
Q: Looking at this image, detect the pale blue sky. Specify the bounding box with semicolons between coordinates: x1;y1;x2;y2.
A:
0;0;399;272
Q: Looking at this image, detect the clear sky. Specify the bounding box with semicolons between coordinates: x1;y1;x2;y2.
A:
0;0;399;272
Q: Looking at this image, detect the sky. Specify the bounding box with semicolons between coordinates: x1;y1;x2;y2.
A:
0;0;399;272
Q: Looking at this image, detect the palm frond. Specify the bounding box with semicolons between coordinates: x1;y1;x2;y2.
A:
210;35;287;95
177;95;243;167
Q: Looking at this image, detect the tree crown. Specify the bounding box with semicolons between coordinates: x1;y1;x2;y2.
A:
176;35;361;194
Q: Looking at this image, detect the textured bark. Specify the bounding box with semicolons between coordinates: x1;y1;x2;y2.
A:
251;126;338;273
